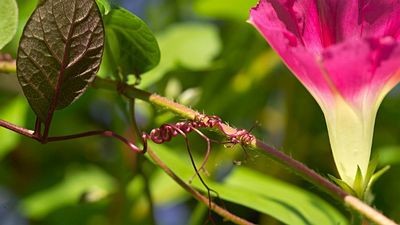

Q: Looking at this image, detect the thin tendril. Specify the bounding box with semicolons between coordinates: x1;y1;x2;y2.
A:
191;127;212;177
180;130;217;225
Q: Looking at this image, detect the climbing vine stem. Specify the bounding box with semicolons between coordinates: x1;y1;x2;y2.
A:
91;77;397;225
0;60;396;224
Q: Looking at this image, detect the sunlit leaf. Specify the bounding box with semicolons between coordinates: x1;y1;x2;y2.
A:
95;0;110;16
17;0;104;122
0;0;18;49
0;96;27;160
127;170;188;205
22;165;115;218
194;0;258;21
218;168;348;225
139;23;221;88
178;88;202;106
99;7;160;78
1;0;38;54
165;78;182;99
147;144;349;225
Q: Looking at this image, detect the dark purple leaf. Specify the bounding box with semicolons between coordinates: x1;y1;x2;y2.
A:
17;0;104;122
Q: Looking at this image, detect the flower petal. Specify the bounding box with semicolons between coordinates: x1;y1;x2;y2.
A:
249;0;323;51
249;0;400;48
359;0;400;39
249;0;362;50
321;37;400;111
250;0;400;188
249;0;400;111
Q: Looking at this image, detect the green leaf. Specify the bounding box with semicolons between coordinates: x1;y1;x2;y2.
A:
364;164;390;203
328;174;356;196
22;165;116;218
17;0;104;122
368;166;390;191
148;144;349;225
329;157;386;202
127;170;189;205
95;0;110;15
194;0;258;21
364;156;379;189
220;168;349;225
353;166;364;198
138;23;221;88
0;0;18;49
99;7;160;78
0;96;27;160
0;0;38;54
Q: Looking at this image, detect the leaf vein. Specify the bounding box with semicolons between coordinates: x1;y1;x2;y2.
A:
67;19;100;68
52;2;69;42
19;47;55;88
39;8;63;64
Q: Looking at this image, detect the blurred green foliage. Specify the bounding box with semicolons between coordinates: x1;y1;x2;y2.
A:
0;96;27;159
0;0;18;49
148;143;348;225
0;0;399;224
138;22;221;88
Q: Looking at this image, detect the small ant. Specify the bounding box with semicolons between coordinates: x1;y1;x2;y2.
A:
138;114;255;224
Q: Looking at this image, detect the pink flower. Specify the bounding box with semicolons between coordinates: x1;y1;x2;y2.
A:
249;0;400;187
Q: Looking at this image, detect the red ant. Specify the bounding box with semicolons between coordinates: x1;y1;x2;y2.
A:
140;114;255;175
137;114;255;224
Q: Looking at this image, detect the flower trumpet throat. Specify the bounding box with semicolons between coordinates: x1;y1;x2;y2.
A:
249;0;400;189
323;96;376;186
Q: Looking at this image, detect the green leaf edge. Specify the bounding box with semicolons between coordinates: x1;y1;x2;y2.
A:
148;144;349;225
0;0;19;49
95;0;111;15
100;7;161;80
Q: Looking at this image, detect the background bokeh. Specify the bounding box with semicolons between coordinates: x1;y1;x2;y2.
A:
0;0;399;224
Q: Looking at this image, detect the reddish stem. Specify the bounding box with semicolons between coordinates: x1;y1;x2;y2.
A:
46;130;145;153
255;140;347;199
0;119;37;139
0;118;144;154
33;117;42;137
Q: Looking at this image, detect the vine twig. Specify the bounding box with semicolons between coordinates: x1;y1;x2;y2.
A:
0;54;16;74
0;61;397;224
91;77;398;225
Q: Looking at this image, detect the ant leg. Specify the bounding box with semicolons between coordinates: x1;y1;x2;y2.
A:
227;129;255;165
183;135;217;225
189;128;212;181
173;127;218;225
